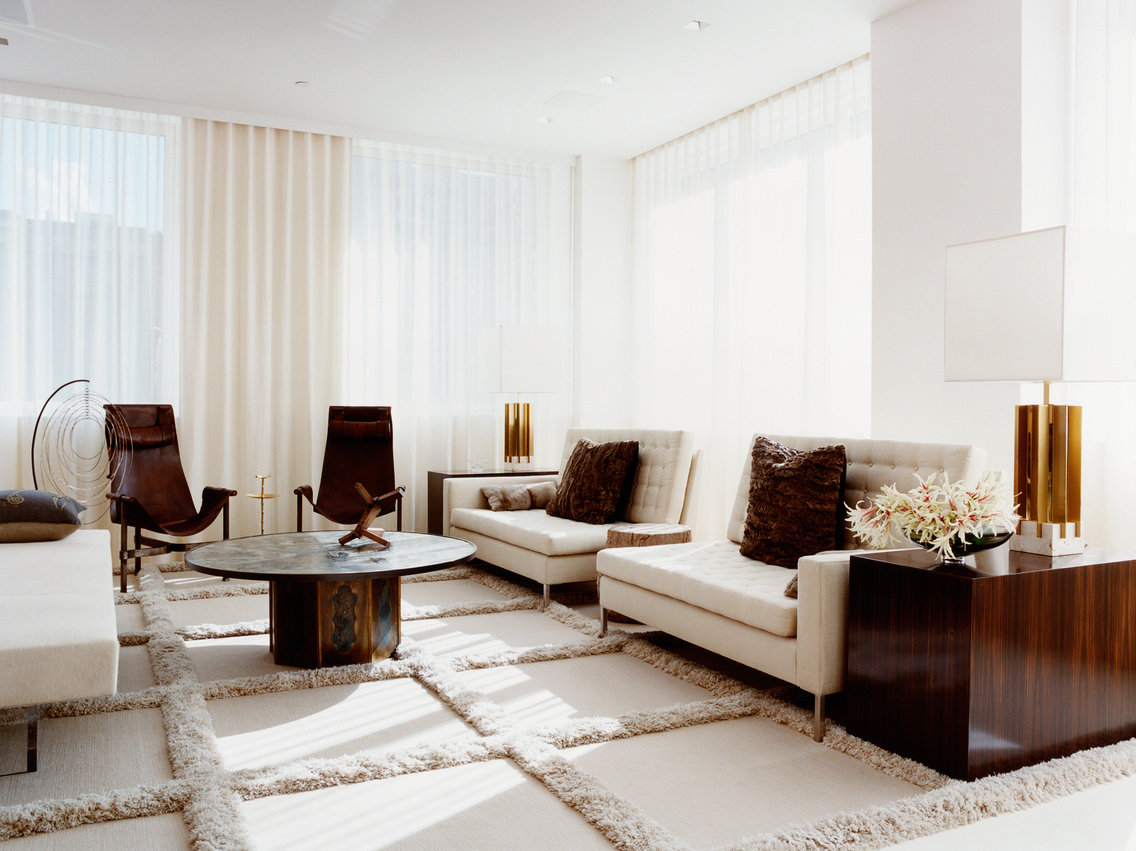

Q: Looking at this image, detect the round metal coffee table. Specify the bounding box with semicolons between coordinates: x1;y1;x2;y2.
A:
186;530;476;668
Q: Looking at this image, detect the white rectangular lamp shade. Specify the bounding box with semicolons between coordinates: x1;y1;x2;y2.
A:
478;326;561;393
944;226;1136;382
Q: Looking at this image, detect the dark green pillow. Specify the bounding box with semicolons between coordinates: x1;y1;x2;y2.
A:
0;489;85;543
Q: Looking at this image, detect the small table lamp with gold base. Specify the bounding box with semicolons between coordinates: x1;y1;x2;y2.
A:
945;225;1136;558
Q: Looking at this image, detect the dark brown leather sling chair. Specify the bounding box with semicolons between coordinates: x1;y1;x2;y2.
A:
104;404;237;592
295;406;405;535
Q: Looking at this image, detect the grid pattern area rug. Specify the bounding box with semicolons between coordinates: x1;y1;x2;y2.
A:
3;560;1136;850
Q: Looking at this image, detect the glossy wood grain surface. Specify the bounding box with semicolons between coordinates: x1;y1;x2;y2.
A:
847;549;1136;779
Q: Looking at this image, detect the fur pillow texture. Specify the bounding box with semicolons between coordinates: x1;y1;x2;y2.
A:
739;436;846;569
546;439;639;525
482;485;532;511
481;482;560;511
0;489;85;543
526;481;558;509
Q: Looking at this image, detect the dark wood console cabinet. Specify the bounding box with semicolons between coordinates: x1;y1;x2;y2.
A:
846;548;1136;780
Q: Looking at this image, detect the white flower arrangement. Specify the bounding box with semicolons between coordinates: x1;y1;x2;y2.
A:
846;472;1018;560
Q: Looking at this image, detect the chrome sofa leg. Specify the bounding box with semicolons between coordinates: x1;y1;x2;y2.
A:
813;694;825;742
542;584;550;609
600;607;608;636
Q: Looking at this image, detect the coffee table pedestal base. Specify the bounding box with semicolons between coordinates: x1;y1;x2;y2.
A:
270;577;400;668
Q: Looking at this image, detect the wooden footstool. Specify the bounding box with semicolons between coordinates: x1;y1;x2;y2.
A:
602;523;693;622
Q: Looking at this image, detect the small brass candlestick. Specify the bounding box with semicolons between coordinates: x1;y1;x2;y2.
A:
245;474;278;536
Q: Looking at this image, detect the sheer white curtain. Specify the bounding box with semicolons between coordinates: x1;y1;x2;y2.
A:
0;95;179;489
1065;0;1136;547
631;57;872;538
180;119;350;537
347;141;573;531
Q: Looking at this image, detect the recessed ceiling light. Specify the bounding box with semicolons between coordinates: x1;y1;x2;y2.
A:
598;75;615;85
294;80;311;88
535;116;555;125
685;20;707;32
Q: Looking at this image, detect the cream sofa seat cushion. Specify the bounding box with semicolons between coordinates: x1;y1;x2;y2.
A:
598;541;798;637
451;507;613;556
726;434;988;546
560;428;694;524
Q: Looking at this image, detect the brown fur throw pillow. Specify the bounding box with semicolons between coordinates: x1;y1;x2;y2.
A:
546;439;639;525
739;436;846;568
482;485;532;511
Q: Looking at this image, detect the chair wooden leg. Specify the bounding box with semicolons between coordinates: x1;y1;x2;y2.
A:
296;493;303;532
26;710;37;773
396;499;402;532
223;502;230;539
119;521;129;593
133;527;142;575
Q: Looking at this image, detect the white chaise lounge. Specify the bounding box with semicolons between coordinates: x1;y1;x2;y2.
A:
0;529;119;772
597;435;986;741
443;428;698;605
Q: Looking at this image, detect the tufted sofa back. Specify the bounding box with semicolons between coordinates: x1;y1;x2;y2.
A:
560;428;695;524
726;434;988;548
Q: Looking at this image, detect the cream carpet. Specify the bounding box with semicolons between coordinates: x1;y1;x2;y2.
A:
2;559;1136;850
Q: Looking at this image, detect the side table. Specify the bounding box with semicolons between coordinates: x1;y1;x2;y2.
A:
603;523;692;623
846;547;1136;780
426;468;557;534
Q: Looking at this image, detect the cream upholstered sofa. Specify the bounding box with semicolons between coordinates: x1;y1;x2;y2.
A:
443;428;698;606
597;435;986;741
0;529;119;771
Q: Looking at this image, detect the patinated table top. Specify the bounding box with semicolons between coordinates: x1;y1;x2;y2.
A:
185;530;476;582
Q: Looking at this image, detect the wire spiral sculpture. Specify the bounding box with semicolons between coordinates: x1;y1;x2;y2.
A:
31;379;130;524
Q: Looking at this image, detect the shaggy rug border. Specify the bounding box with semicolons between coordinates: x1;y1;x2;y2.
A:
3;559;1134;850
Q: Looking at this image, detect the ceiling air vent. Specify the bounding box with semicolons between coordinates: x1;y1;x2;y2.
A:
541;90;606;111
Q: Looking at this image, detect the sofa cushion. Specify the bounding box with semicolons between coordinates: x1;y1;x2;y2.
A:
0;489;84;543
727;435;988;546
547;439;639;524
597;540;799;637
739;437;846;568
450;507;613;556
559;428;694;524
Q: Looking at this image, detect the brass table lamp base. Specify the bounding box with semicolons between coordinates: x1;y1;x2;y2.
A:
504;401;533;469
1012;401;1084;556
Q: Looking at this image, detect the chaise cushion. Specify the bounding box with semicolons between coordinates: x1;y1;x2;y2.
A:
547;439;639;524
451;507;614;556
598;540;799;636
740;437;846;568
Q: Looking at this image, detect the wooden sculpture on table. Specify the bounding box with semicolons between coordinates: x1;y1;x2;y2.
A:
337;482;394;547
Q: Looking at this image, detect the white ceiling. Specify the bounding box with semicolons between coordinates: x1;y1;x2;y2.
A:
0;0;914;159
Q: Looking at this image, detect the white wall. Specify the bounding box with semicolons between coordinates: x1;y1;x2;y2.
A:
871;0;1025;474
572;154;634;427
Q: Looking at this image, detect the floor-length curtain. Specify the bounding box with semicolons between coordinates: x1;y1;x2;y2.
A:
630;57;872;538
181;119;350;538
347;141;573;531
1065;0;1136;548
0;94;179;494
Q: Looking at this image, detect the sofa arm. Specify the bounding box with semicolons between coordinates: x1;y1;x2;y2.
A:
441;475;559;536
794;550;854;697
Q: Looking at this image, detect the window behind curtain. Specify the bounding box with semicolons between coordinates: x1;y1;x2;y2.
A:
0;95;180;412
631;57;872;537
347;141;572;523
